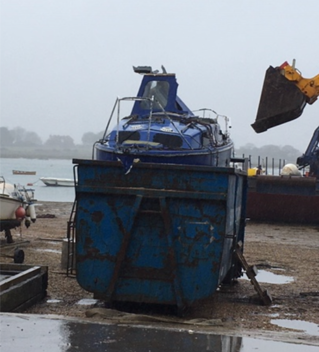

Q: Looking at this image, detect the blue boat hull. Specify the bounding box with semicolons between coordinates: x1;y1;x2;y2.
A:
73;159;247;309
95;142;234;168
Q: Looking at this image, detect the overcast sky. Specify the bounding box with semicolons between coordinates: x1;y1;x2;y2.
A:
1;0;318;152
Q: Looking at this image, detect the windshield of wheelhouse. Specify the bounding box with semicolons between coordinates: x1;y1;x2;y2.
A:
140;80;169;110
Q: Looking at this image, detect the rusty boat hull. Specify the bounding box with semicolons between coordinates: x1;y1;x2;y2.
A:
246;175;319;224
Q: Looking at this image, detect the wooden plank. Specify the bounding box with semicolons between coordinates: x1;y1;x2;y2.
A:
0;264;48;312
0;266;42;291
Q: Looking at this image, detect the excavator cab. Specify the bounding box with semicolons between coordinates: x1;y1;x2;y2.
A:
251;65;307;133
251;61;319;133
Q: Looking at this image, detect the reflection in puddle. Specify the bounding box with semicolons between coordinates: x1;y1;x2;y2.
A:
242;269;294;284
1;314;318;352
241;338;318;351
271;319;319;336
1;315;70;351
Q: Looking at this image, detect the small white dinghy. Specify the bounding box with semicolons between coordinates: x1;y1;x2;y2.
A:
0;176;36;244
40;177;74;187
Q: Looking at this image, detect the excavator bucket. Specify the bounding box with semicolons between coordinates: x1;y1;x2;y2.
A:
251;66;307;133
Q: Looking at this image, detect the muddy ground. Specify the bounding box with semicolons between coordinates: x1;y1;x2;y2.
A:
1;201;319;345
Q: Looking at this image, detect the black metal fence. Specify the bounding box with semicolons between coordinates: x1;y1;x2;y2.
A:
243;155;288;176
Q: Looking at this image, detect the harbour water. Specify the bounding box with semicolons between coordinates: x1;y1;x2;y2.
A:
0;158;76;202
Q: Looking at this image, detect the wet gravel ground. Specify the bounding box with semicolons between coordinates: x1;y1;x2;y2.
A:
1;201;319;345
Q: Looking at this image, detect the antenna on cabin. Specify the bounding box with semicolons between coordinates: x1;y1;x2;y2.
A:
161;65;167;74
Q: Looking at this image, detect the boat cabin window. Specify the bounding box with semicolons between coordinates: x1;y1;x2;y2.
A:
118;131;141;143
140;80;169;110
153;133;183;148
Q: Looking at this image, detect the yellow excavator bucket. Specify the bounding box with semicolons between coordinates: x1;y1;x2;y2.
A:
251;65;307;133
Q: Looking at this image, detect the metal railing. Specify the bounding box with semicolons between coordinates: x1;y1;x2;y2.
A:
242;155;293;176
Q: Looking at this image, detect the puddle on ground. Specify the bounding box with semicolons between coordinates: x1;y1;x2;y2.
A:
44;241;61;246
76;298;99;306
1;314;318;352
271;319;319;336
34;248;61;254
47;299;61;304
241;269;294;284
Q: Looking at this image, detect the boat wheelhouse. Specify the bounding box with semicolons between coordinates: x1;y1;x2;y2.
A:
94;66;234;170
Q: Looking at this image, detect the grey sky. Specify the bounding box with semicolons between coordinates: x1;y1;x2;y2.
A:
1;0;318;152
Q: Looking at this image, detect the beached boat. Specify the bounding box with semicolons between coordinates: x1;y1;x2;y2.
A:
0;176;36;243
94;66;234;171
0;193;23;221
40;177;74;187
12;170;36;175
246;173;319;224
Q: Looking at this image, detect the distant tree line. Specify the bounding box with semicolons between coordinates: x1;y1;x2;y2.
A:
235;143;302;164
0;126;303;163
0;127;103;148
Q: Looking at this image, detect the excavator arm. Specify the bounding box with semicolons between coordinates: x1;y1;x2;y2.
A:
251;61;319;133
296;126;319;177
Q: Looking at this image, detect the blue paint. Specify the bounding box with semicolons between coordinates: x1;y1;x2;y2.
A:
94;67;234;170
73;159;247;309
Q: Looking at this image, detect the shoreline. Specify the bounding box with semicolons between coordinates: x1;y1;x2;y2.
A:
0;146;92;160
